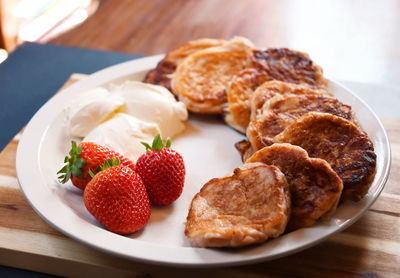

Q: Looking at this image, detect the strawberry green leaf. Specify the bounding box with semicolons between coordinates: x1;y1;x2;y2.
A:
88;169;95;178
142;134;173;151
152;134;163;150
141;142;152;151
97;158;121;172
165;138;172;148
75;157;85;168
57;141;86;184
71;165;81;178
57;165;68;175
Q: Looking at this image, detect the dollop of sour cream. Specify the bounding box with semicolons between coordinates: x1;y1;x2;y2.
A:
83;113;160;162
64;81;188;162
64;87;124;137
113;81;188;138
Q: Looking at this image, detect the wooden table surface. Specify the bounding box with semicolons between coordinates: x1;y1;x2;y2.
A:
2;0;400;277
50;0;400;87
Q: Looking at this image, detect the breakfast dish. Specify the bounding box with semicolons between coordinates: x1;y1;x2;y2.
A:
224;68;270;133
185;163;290;247
247;93;356;149
234;139;255;162
225;49;328;133
246;144;343;231
251;48;328;90
144;38;226;92
274;112;376;202
171;37;254;114
16;44;390;266
249;80;328;121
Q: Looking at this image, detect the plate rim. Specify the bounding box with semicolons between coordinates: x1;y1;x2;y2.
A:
15;55;392;267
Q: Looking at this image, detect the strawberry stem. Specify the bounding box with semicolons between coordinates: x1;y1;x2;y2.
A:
57;141;86;184
97;158;120;172
141;134;172;151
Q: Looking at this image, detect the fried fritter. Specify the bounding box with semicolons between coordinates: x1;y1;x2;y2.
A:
253;48;328;90
246;143;343;231
250;80;328;121
247;94;356;149
274;112;376;202
234;139;256;162
144;38;226;92
224;48;328;132
224;68;270;133
171;37;254;114
185;163;290;247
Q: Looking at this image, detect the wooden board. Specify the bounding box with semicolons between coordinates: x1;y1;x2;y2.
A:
0;76;399;278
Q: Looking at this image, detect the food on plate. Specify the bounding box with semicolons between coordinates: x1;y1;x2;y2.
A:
83;113;160;163
64;87;124;137
234;139;255;162
55;36;379;247
84;159;150;234
57;141;135;190
224;48;328;133
252;48;328;90
136;135;185;205
246;143;343;231
113;81;188;138
250;80;328;121
273;113;376;202
224;68;270;133
185;163;290;247
247;94;356;149
63;80;188;163
171;37;254;114
144;38;226;92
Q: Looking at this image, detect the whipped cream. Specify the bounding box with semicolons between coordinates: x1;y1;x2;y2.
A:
64;87;124;137
113;81;188;138
83;113;160;162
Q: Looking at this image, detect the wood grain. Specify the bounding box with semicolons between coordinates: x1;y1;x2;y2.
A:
49;0;400;86
0;76;398;277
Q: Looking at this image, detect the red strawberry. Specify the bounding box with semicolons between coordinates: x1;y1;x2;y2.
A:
57;141;135;190
136;135;185;205
83;159;150;235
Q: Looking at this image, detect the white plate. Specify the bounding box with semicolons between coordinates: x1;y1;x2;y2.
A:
16;55;391;267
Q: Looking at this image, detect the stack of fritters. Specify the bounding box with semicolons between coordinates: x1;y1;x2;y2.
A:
225;49;328;133
145;37;377;248
144;38;226;92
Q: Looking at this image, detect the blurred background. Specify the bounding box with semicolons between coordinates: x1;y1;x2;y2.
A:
0;0;99;61
1;0;399;87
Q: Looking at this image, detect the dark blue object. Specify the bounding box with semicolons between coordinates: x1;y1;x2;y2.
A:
0;265;59;278
0;42;140;150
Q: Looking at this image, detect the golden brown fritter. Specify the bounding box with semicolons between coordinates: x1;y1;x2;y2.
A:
234;140;256;162
247;94;356;149
252;48;328;90
224;68;270;133
246;144;343;231
274;112;376;202
185;163;290;247
144;38;226;92
143;59;176;92
250;80;328;121
224;48;328;132
171;37;254;114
